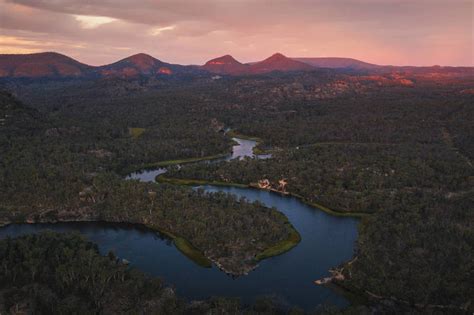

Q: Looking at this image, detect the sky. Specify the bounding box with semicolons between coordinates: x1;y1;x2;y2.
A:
0;0;472;66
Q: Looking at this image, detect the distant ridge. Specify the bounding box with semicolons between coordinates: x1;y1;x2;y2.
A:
248;53;314;74
202;55;248;75
0;52;92;78
0;51;471;79
0;52;201;79
99;53;175;77
294;57;381;69
201;53;314;75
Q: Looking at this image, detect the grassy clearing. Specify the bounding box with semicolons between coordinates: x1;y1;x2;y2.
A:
245;184;369;218
156;176;248;188
174;237;212;268
123;153;230;175
146;224;211;268
252;146;267;155
256;221;301;261
227;130;261;141
148;153;229;167
128;127;146;138
290;192;370;218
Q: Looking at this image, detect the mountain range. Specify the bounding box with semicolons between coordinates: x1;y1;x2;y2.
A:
0;52;471;79
203;53;314;75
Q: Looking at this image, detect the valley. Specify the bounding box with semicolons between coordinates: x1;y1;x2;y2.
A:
0;51;472;314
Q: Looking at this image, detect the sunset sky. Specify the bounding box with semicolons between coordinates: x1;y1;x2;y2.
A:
0;0;472;66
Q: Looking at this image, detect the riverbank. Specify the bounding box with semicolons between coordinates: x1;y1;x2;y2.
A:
156;176;302;263
156;175;369;218
144;223;212;268
156;176;248;188
256;220;301;261
1;160;302;277
125;135;361;301
122;153;230;175
124;130;267;176
173;236;212;268
289;193;370;218
0;211;213;268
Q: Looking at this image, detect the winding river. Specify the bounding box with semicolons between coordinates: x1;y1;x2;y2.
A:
0;137;359;310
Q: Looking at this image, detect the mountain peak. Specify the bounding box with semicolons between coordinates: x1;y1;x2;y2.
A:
248;53;313;74
120;53;162;68
100;53;166;76
0;52;90;78
202;54;247;74
201;52;315;75
268;52;287;59
205;55;242;66
127;53;158;62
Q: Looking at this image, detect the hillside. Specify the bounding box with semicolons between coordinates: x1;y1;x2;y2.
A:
248;53;314;74
0;90;46;135
0;52;93;78
202;55;248;75
294;57;381;69
1;52;472;79
98;53;203;77
0;52;202;79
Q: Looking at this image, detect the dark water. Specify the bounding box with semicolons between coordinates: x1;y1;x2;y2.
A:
0;138;358;311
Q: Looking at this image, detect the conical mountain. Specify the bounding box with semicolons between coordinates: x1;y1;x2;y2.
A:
248;53;314;74
202;55;249;75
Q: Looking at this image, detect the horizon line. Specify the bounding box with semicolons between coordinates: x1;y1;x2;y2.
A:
1;50;473;68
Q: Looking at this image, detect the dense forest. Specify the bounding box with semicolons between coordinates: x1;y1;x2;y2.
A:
166;142;472;214
1;68;473;313
161;78;473;311
0;90;298;275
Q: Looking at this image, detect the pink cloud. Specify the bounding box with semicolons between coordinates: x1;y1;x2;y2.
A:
0;0;472;66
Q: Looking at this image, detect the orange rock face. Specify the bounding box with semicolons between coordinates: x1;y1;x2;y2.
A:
157;67;172;75
202;55;249;75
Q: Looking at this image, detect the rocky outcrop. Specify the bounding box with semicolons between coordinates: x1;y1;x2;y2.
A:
256;178;289;195
257;179;271;189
